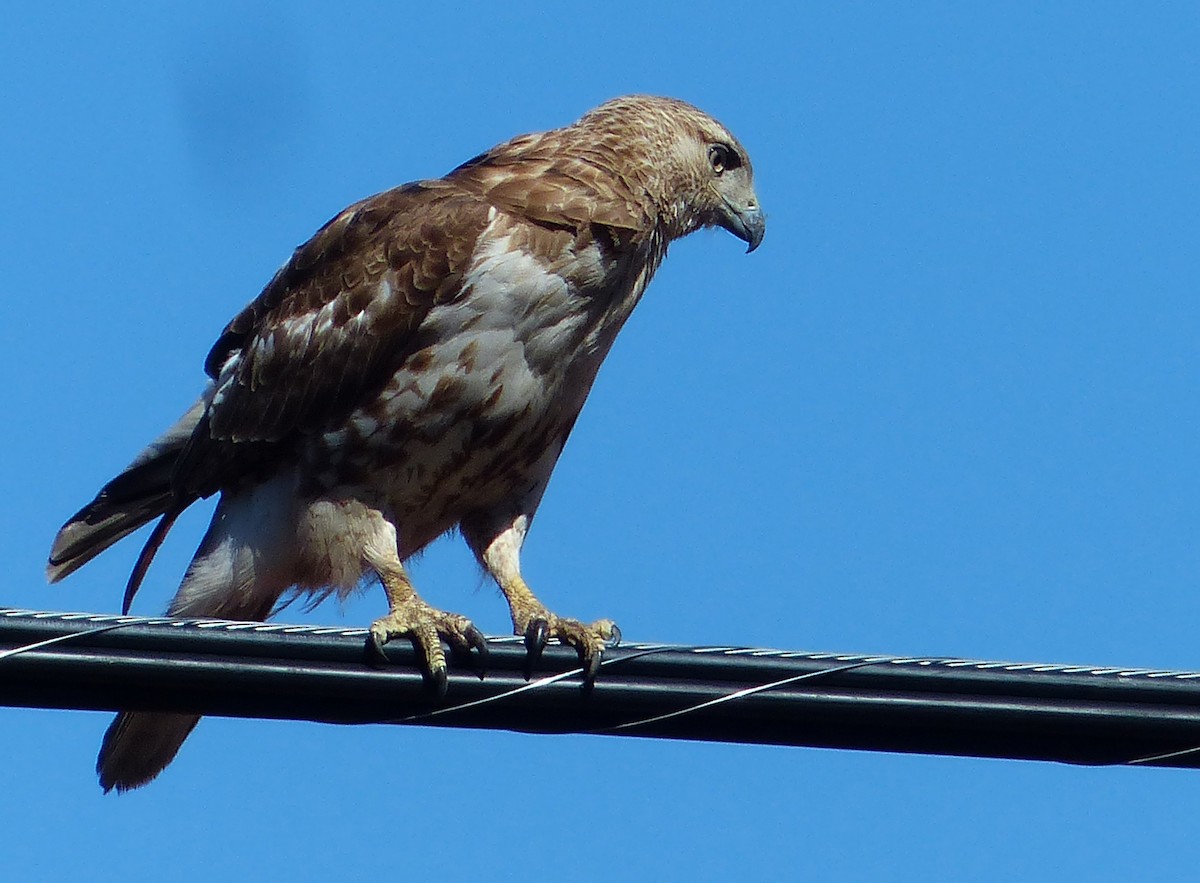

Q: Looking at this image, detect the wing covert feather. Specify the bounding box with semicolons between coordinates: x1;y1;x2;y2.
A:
449;132;651;235
204;182;486;444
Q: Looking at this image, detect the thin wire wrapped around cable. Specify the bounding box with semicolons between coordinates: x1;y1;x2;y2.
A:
3;607;1200;769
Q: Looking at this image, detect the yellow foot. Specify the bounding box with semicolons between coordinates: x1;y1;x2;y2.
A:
368;602;488;696
518;611;621;686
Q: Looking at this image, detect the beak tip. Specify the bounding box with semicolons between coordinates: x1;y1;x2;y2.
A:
744;218;765;254
717;200;765;254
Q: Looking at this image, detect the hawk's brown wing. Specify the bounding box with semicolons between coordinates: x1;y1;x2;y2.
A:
174;181;487;497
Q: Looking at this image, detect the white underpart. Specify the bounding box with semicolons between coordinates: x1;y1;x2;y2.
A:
170;469;300;617
384;223;593;419
367;226;594;509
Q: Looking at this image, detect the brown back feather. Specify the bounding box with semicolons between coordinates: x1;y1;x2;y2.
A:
171;183;488;498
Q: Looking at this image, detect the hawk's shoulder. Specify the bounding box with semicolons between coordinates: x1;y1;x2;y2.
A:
447;131;653;241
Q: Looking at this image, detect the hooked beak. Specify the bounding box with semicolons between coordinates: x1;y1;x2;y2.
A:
718;197;766;253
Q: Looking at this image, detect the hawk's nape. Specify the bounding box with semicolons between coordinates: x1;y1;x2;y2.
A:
48;95;764;792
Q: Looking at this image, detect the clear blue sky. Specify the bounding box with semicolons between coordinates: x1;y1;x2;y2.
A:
3;3;1198;879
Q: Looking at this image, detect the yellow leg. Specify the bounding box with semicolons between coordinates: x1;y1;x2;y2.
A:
495;569;619;682
471;516;619;683
368;563;487;695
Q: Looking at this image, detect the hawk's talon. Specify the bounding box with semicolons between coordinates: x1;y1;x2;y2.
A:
582;648;603;687
368;604;485;696
524;618;550;679
525;618;549;654
365;632;391;667
606;623;622;649
454;625;489;679
514;612;618;683
428;665;448;698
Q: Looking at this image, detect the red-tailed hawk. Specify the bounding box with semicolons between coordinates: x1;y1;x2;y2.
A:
48;95;764;791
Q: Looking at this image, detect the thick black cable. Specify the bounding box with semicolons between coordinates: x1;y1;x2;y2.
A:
3;607;1200;769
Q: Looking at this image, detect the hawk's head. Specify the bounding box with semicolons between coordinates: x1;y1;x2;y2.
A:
575;95;765;252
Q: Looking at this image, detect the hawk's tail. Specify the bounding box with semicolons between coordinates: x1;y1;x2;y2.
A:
97;711;201;794
47;399;206;595
97;573;279;793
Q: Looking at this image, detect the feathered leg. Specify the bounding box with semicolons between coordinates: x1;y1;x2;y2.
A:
362;512;487;694
462;513;618;684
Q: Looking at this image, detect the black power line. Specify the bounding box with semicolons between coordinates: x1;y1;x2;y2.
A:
3;606;1200;769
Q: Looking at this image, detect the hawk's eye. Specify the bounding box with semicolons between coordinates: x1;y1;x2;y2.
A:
709;144;739;175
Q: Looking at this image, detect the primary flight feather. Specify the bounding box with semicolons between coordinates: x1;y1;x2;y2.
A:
48;95;764;792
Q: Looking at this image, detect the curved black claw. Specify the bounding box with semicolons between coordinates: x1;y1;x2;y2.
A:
365;632;391;668
461;625;490;679
581;648;603;692
523;618;550;680
425;663;449;699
